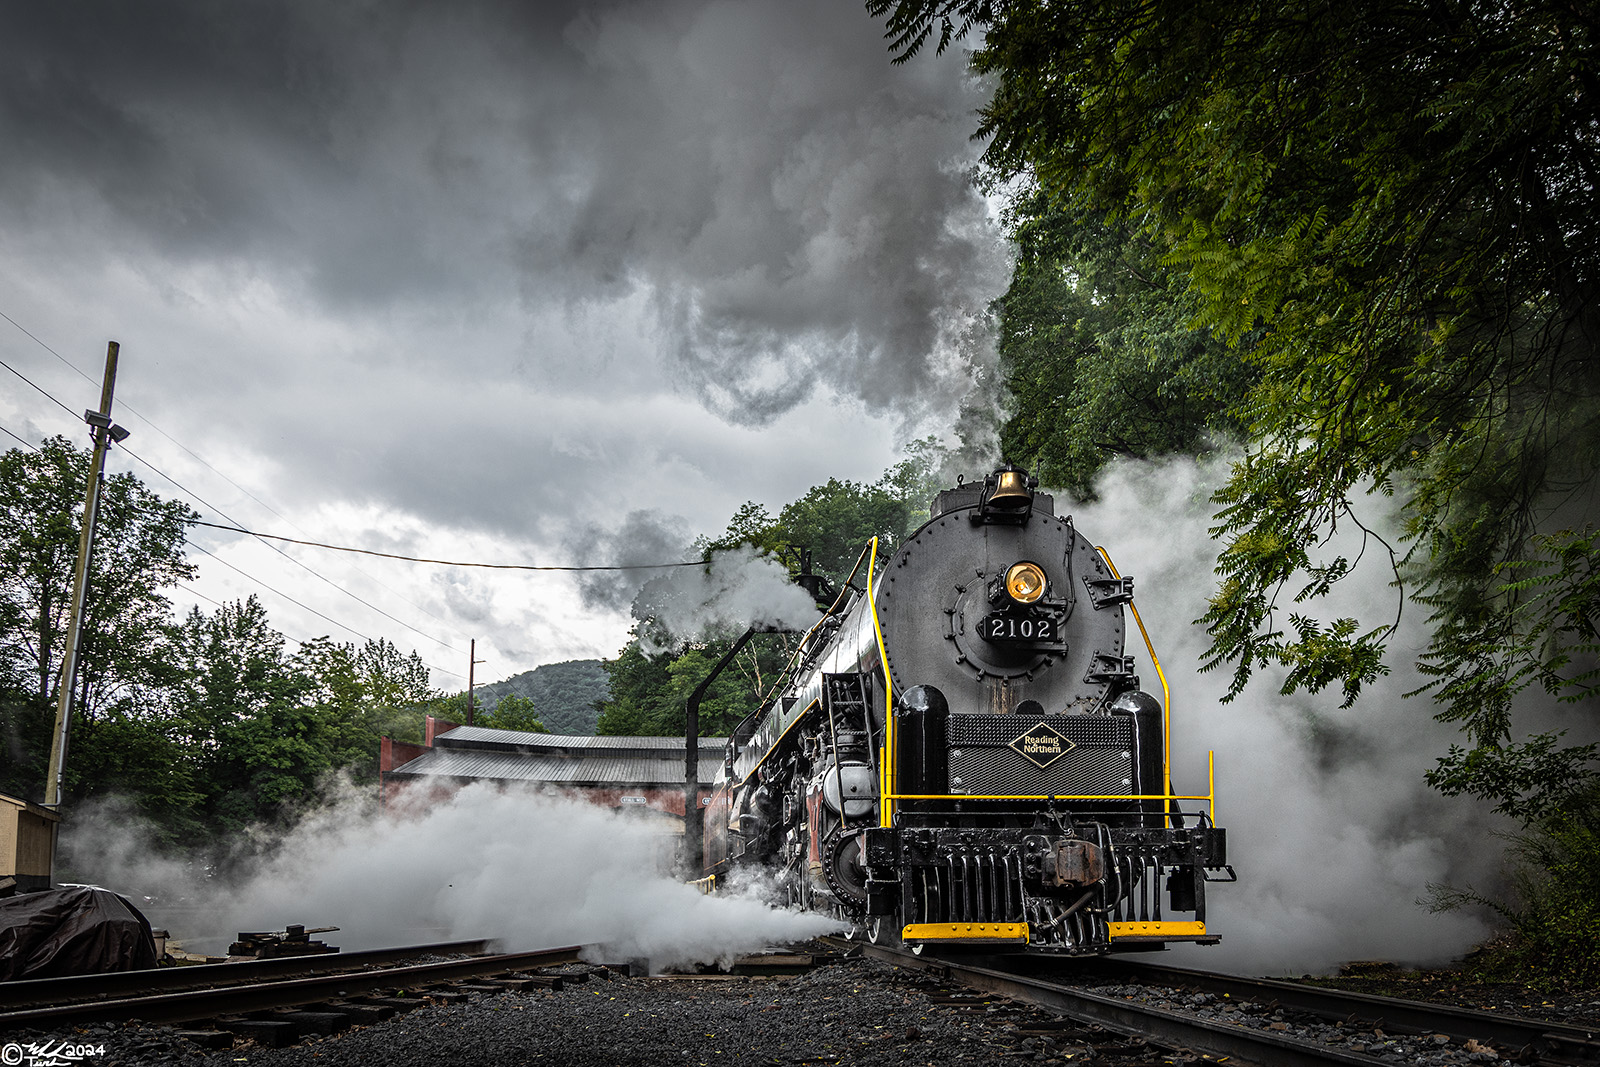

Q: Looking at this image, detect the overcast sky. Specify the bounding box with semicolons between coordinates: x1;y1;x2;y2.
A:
0;0;1008;687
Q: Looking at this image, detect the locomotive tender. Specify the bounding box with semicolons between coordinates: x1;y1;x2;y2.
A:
703;465;1232;953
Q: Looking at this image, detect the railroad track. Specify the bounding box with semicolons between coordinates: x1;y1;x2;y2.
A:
1073;956;1600;1061
824;936;1600;1065
0;942;586;1041
0;939;494;1011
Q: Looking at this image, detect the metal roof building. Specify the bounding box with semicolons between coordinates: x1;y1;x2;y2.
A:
379;717;726;823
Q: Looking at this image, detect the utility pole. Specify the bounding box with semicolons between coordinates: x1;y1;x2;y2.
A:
466;639;485;725
45;341;130;812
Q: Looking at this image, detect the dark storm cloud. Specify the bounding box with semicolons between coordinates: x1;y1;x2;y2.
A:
563;509;694;610
0;0;1002;422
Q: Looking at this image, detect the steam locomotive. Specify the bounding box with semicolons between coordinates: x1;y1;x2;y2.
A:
703;466;1232;954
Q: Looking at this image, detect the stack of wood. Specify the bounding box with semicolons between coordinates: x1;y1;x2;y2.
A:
227;924;340;958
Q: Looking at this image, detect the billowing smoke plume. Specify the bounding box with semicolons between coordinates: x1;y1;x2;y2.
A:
58;785;843;971
563;514;821;651
564;510;696;612
1066;454;1498;974
633;545;822;653
0;0;1006;431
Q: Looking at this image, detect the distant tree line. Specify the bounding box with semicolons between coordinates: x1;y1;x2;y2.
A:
593;440;951;739
0;438;545;847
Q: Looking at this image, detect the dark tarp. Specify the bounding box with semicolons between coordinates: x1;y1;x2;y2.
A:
0;886;158;981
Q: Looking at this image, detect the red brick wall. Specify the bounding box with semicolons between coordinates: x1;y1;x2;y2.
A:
423;716;461;746
380;736;429;774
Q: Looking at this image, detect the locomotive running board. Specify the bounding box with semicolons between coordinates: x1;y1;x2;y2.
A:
902;922;1029;946
1107;920;1220;944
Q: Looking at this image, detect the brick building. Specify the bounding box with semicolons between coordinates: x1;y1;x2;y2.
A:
379;717;725;829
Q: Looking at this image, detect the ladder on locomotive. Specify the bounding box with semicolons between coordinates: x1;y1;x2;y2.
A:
822;672;875;831
822;673;870;731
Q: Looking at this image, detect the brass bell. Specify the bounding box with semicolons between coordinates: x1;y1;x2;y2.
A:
988;467;1033;510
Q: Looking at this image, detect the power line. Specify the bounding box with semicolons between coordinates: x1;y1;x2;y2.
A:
173;557;464;680
117;444;466;656
0;421;40;452
0;309;94;388
0;345;464;667
176;583;225;610
0;351;78;420
0;312;474;650
179;539;369;642
0;389;465;682
190;519;703;571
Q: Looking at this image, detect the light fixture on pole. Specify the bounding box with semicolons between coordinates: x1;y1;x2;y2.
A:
45;343;130;814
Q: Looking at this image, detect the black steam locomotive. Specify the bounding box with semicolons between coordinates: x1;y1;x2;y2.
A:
703;466;1232;953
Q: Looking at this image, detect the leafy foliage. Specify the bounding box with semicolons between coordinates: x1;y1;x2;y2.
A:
0;442;447;843
994;193;1255;497
295;635;435;779
167;597;322;830
599;444;950;737
871;0;1600;811
475;693;548;733
594;635;797;738
1422;527;1600;819
1429;783;1600;988
466;659;610;735
697;437;947;587
0;437;196;804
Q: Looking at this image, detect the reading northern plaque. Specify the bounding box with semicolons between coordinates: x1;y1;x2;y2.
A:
1009;722;1076;769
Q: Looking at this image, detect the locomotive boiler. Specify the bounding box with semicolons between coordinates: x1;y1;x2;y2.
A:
702;465;1232;953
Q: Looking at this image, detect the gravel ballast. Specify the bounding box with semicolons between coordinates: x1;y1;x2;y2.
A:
4;959;1041;1067
8;953;1598;1067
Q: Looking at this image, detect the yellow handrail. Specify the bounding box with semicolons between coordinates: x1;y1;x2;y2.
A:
1209;749;1216;824
866;536;896;828
884;792;1213;802
1093;547;1172;813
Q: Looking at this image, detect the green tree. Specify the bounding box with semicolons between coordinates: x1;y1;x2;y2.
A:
602;443;966;738
0;438;196;803
296;636;436;779
476;692;548;732
169;597;326;830
699;445;950;589
870;0;1600;813
594;636;787;739
994;195;1255;497
594;642;676;736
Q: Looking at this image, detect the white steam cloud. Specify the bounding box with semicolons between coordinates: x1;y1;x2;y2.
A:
634;545;823;653
56;454;1506;977
1068;454;1499;974
58;785;842;972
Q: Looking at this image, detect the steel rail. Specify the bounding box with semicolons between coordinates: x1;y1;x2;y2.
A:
0;940;495;1010
0;946;582;1029
1073;957;1600;1058
835;939;1379;1066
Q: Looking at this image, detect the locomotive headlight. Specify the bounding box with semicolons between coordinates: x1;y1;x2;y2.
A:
1004;561;1048;604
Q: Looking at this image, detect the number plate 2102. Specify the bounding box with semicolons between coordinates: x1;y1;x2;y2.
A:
979;613;1058;643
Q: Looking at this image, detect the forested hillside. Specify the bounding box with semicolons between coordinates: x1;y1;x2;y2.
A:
467;659;610;735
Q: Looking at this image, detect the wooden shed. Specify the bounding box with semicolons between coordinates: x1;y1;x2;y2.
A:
0;792;60;894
